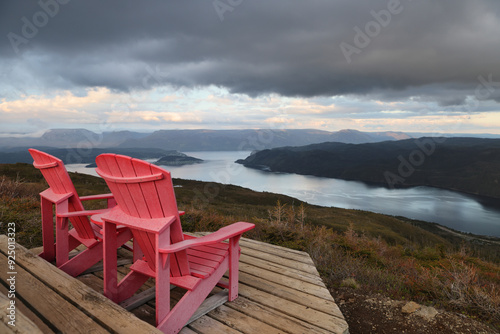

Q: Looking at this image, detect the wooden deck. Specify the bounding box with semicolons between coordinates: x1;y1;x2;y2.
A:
0;235;349;333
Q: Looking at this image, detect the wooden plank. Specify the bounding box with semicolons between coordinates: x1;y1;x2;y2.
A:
0;253;108;333
188;315;243;334
238;262;333;300
0;284;53;333
239;246;319;276
238;271;341;316
130;301;157;326
0;320;14;334
239;253;326;287
80;258;133;275
76;273;104;294
186;290;229;325
223;293;330;334
239;237;311;255
179;327;198;334
120;287;156;311
117;245;134;258
239;238;315;264
0;236;161;334
0;292;43;334
238;283;348;334
207;304;283;334
30;246;44;255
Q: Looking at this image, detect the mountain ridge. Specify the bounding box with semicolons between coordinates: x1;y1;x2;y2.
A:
0;128;416;150
2;128;500;151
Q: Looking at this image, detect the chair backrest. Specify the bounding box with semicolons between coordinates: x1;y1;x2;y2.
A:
28;149;96;239
95;153;190;276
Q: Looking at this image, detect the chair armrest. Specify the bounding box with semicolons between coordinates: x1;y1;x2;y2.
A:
101;207;177;233
79;193;114;201
40;188;73;204
57;208;111;218
159;222;255;254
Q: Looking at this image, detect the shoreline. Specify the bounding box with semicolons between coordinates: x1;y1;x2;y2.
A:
66;162;500;239
236;161;500;202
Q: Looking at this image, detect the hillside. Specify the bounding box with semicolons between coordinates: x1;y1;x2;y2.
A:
1;163;499;332
236;137;500;199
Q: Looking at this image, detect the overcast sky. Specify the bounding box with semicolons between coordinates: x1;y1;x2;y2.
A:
1;0;500;135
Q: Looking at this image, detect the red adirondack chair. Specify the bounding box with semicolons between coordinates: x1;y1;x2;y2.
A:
29;149;132;277
95;154;254;334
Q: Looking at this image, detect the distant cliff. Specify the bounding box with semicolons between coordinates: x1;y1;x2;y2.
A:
236;137;500;199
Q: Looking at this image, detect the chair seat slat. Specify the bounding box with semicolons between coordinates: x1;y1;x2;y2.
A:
188;254;221;268
187;248;226;263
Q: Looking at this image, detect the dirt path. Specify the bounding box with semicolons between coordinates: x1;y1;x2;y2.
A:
435;225;500;245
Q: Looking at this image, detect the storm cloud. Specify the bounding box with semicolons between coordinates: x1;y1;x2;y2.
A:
1;0;500;102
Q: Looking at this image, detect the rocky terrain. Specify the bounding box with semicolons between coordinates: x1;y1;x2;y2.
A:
333;289;498;333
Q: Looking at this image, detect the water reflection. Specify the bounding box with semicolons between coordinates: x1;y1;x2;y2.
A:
66;151;500;237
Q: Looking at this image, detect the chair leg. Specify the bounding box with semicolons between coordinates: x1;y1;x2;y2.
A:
103;225;138;302
68;233;82;251
55;216;69;268
59;241;103;277
156;231;171;327
157;257;229;334
103;221;118;302
39;197;55;261
116;228;133;248
114;271;150;303
60;227;132;277
228;235;241;301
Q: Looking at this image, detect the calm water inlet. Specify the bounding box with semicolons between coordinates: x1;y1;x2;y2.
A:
66;151;500;237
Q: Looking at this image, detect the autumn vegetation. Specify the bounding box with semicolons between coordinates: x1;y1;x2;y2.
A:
1;163;499;329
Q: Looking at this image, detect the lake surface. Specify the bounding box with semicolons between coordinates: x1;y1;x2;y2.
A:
66;151;500;237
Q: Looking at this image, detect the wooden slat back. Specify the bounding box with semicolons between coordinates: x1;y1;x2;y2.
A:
29;149;95;239
95;154;190;276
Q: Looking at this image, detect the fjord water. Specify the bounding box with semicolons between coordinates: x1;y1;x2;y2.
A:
67;151;500;237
